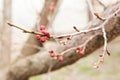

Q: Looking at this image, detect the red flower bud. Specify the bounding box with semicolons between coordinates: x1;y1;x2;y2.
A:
76;47;81;51
36;35;41;40
40;25;46;30
49;50;56;57
41;30;50;38
76;47;85;55
49;50;54;53
40;37;47;43
76;47;81;53
50;53;56;57
79;49;85;55
57;55;63;62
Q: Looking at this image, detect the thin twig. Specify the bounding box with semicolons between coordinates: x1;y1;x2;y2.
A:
60;35;95;55
7;22;57;39
93;8;120;69
102;26;107;53
56;26;101;39
94;12;106;21
7;22;43;35
73;26;80;32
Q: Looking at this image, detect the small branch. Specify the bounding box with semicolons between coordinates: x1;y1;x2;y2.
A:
93;7;120;69
102;26;107;52
7;22;56;39
60;35;95;55
87;0;106;21
94;12;106;21
94;26;108;69
56;26;101;39
7;22;43;35
73;26;80;32
7;21;102;40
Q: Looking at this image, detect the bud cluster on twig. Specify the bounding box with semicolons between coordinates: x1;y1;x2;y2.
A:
7;6;120;67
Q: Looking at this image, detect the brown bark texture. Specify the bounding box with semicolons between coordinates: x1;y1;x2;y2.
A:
1;2;120;80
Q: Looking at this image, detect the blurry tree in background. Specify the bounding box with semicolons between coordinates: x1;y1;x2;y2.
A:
0;0;120;80
0;0;12;69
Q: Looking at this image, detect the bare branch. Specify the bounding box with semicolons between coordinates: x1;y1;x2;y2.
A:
94;12;106;21
7;22;43;35
73;26;80;32
2;2;120;80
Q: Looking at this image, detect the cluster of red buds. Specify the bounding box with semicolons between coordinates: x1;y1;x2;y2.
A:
36;25;50;43
76;47;85;55
49;50;63;62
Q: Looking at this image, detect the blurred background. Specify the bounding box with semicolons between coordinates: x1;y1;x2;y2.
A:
0;0;120;80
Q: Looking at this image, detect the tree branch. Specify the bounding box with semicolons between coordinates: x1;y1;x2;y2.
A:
2;2;120;80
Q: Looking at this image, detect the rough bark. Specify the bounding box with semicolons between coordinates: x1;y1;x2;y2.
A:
0;0;12;68
19;0;60;59
1;2;120;80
